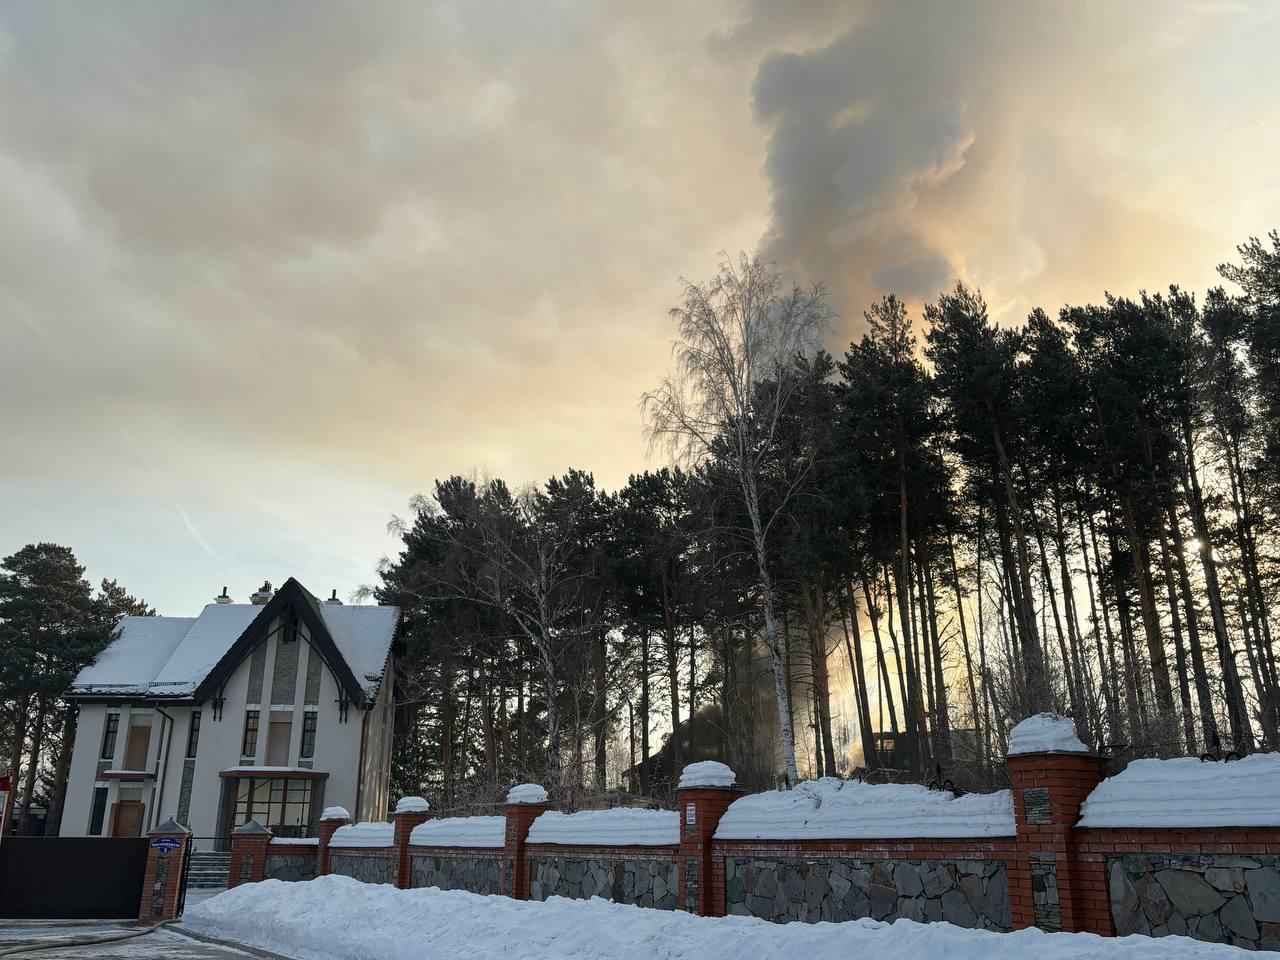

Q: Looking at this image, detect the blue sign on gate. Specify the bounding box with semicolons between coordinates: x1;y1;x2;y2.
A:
150;837;182;854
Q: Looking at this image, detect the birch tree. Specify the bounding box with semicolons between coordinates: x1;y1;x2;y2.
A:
643;252;831;786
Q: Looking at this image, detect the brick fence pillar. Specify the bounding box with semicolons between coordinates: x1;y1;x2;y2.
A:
393;797;431;889
316;806;350;877
503;784;550;900
676;762;739;916
139;819;191;923
228;820;273;889
1006;716;1108;935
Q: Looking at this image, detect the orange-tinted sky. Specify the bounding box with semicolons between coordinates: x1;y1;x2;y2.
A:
2;0;1278;612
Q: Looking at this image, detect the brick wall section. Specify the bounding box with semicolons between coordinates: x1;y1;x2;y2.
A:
228;831;272;889
1007;752;1107;934
677;786;740;915
504;802;550;899
138;829;190;922
316;814;349;877
1076;825;1280;937
393;809;431;889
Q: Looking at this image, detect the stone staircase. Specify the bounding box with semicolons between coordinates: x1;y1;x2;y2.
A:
187;850;231;889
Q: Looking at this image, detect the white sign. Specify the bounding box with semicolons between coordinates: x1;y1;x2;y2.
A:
685;803;696;826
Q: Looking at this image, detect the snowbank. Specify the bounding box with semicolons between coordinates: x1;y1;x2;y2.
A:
1078;753;1280;828
321;806;351;821
677;761;735;789
715;779;1015;840
1007;714;1090;756
269;837;319;846
528;809;679;847
410;815;506;848
394;796;430;814
507;783;549;804
329;822;394;848
183;875;1244;960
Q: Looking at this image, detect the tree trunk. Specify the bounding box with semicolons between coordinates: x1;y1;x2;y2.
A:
843;582;879;770
1166;501;1220;748
660;572;682;778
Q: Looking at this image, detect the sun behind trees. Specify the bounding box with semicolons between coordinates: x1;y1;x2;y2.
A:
377;235;1280;804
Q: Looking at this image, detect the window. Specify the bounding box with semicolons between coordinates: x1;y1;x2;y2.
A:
265;720;291;766
232;777;314;837
300;712;317;759
100;714;119;760
241;710;260;757
123;716;151;770
186;711;202;758
89;786;108;834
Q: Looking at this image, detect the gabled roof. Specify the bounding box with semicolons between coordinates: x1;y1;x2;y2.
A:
70;578;399;707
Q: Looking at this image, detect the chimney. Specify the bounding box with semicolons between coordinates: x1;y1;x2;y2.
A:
249;581;274;605
325;589;343;606
214;586;233;605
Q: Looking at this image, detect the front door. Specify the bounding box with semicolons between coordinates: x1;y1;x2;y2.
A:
111;800;143;837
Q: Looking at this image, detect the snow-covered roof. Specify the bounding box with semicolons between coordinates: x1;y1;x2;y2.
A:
1007;713;1090;756
410;816;506;848
329;822;395;848
1077;754;1280;828
319;603;400;689
528;809;679;847
69;580;398;701
714;778;1016;841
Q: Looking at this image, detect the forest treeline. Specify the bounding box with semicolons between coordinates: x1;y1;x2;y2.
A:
376;232;1280;806
4;234;1280;825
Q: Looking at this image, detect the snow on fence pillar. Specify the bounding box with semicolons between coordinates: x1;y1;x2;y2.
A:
228;820;272;890
1005;713;1108;936
139;819;190;923
316;806;351;878
503;784;550;900
676;761;739;917
393;797;431;889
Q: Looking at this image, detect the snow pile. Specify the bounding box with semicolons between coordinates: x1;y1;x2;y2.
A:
268;837;319;846
329;822;394;848
1007;714;1090;756
321;806;351;822
1078;753;1280;828
528;809;679;847
395;796;430;814
507;783;549;804
677;761;736;790
184;875;1243;960
410;816;506;848
715;779;1015;840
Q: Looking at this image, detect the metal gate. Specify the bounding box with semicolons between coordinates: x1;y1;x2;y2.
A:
0;837;149;919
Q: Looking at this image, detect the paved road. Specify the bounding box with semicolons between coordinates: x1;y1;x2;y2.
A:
0;925;283;959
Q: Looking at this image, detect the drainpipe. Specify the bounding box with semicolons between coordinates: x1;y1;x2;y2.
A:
152;706;176;832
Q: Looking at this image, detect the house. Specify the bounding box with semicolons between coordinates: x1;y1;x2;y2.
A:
60;578;399;847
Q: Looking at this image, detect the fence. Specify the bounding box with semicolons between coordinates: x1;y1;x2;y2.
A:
224;717;1280;952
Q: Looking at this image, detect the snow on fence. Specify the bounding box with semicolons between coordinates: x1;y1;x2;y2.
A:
223;714;1280;951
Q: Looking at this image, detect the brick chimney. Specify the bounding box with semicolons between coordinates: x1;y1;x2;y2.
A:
249;581;274;605
325;589;344;606
214;587;233;605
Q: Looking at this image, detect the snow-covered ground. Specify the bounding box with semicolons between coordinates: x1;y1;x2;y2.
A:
183;876;1251;960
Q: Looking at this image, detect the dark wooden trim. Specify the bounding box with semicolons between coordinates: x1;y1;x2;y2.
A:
102;770;155;781
193;578;368;707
